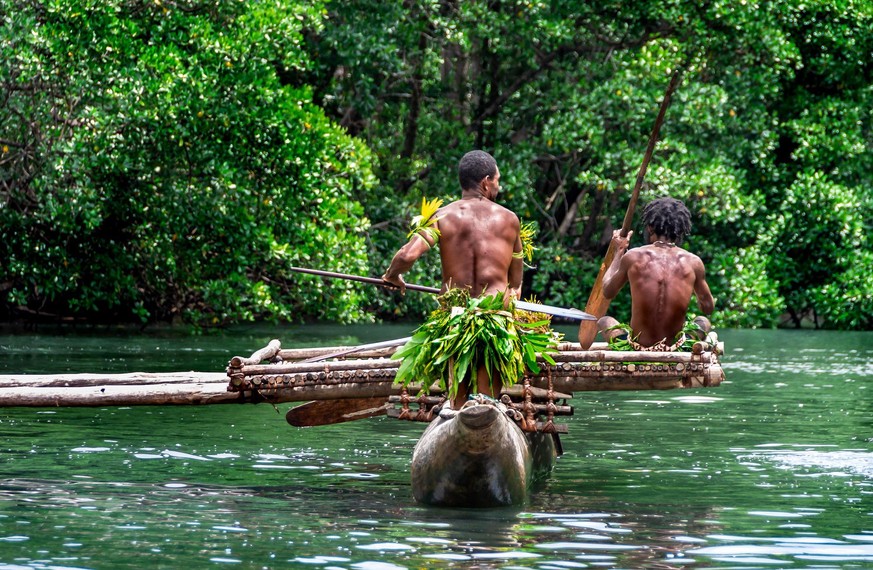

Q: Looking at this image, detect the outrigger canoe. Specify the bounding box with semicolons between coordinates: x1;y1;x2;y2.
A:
226;335;725;507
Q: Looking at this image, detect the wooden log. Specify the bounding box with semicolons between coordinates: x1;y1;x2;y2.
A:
549;350;714;364
0;381;237;407
273;345;400;362
231;348;708;380
230;358;724;398
246;340;609;363
556;342;608;351
301;337;412;362
230;357;722;389
302;347;401;361
0;375;417;407
0;372;226;388
241;372;722;396
235;357;399;378
549;366;724;389
229;339;281;367
500;385;572;400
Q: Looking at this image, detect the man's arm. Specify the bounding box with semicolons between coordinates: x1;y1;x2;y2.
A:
601;230;632;300
693;258;715;315
507;232;523;299
381;232;436;293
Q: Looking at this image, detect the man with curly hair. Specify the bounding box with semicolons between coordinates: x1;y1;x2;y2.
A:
590;196;715;349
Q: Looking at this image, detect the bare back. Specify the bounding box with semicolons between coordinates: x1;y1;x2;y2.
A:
436;198;522;296
621;245;712;346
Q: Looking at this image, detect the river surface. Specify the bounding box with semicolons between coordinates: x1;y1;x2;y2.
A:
1;325;871;569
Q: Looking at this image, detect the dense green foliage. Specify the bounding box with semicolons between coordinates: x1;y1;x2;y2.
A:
1;0;376;325
309;0;873;329
2;0;870;329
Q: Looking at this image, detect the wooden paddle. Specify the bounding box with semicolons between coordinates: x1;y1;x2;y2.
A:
286;397;393;427
285;338;412;426
301;337;412;363
288;266;595;321
577;68;686;349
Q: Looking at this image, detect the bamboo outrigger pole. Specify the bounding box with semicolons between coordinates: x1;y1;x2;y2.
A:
577;68;686;349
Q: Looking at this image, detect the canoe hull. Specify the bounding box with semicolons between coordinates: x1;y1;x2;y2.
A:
410;400;556;507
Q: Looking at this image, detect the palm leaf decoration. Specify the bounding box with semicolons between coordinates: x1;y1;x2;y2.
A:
393;289;561;401
513;221;538;267
407;196;443;245
606;319;703;353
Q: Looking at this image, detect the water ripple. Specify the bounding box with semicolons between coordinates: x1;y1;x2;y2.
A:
739;449;873;479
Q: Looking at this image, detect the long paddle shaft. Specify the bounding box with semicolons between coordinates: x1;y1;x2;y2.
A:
289;266;596;321
301;337;412;363
577;68;686;349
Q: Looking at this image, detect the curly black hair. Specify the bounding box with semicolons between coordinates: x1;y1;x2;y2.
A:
458;150;497;191
642;197;692;243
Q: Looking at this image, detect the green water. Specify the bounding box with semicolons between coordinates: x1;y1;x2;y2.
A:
1;325;871;569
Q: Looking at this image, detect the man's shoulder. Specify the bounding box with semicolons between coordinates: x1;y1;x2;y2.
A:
444;198;518;219
625;246;650;259
488;201;519;220
497;203;520;222
677;247;704;264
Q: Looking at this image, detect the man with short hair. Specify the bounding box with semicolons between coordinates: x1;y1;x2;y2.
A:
382;150;522;299
588;196;714;349
383;150;524;405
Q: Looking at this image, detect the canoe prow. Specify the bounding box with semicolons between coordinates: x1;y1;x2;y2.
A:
410;398;557;507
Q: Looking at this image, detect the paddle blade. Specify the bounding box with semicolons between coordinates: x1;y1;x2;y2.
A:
286;397;391;427
577;240;620;349
577;297;611;349
515;300;595;321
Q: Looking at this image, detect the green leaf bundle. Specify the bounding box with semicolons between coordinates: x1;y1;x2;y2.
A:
605;318;704;352
392;289;560;400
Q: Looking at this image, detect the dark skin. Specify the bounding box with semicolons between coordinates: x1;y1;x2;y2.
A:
597;228;714;347
382;167;523;406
